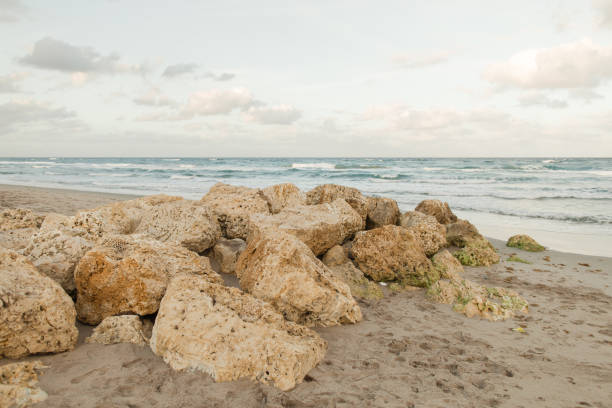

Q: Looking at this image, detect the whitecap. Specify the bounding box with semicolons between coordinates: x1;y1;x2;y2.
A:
170;175;194;179
178;164;195;169
291;163;335;170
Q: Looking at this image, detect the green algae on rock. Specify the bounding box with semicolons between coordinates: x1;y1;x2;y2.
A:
507;255;531;264
506;234;545;252
453;239;500;267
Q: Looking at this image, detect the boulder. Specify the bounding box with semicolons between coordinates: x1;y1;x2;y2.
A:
0;361;48;408
74;235;222;325
201;183;270;239
445;219;484;247
431;249;464;281
262;183;306;214
0;208;45;231
415;200;457;224
134;199;221;252
399;211;446;256
306;184;368;225
0;228;38;251
321;246;383;300
350;225;438;287
0;248;78;358
506;234;545;252
235;232;362;327
85;315;148;346
453;240;500;267
248;199;363;256
365;196;400;229
211;238;246;274
150;274;327;391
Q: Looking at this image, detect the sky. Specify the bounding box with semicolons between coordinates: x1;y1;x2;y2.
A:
1;0;612;157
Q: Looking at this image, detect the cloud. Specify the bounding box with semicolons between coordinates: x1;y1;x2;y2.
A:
0;0;26;23
0;72;27;92
569;88;604;103
245;105;301;125
133;87;174;106
19;37;143;74
162;63;198;78
0;99;77;132
392;50;453;69
483;39;612;90
593;0;612;28
518;92;568;109
183;88;253;117
204;72;235;81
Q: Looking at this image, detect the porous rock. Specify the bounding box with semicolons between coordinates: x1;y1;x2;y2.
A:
415;200;457;224
445;219;484;247
74;234;222;325
211;238;246;274
0;248;78;358
322;246;383;300
0;208;45;231
248;199;363;256
262;183;306;214
150;274;327;391
0;228;38;251
85;315;147;346
507;234;545;252
431;249;464;281
306;184;368;225
0;361;48;408
236;232;362;327
399;211;446;256
453;240;500;267
365;196;400;229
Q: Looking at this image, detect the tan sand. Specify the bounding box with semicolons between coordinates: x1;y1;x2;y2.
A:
1;184;611;407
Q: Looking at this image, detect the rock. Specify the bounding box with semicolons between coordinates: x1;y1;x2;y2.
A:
506;234;545;252
453;239;500;267
262;183;306;214
0;228;38;251
74;235;222;325
365;197;400;229
415;200;457;224
0;248;78;358
0;208;45;231
134;199;221;252
399;211;446;256
211;238;246;274
445;219;484;247
201;183;270;239
0;361;48;408
322;246;383;300
306;184;368;225
150;274;327;391
85;315;148;346
431;249;464;281
427;278;528;321
248;199;363;256
236;232;362;327
350;225;438;287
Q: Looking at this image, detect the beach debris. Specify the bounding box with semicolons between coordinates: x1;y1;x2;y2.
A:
507;235;545;252
399;211;447;256
0;248;78;358
236;231;362;327
321;245;383;300
365;196;400;229
200;182;270;239
211;238;246;274
350;225;439;287
431;249;464;281
248;199;363;256
306;184;368;226
0;361;48;408
74;234;222;325
507;255;531;264
150;274;327;391
262;183;306;214
512;327;526;333
414;199;457;225
85;315;148;346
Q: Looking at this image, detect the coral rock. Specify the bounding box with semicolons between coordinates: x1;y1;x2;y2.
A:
236;232;362;327
211;238;246;274
445;219;484;247
415;200;457;224
399;211;447;256
0;361;48;408
431;249;464;281
322;246;383;300
0;228;38;251
262;183;306;214
365;196;400;229
453;239;500;267
506;234;545;252
306;184;368;225
74;235;222;325
0;248;78;358
350;225;438;287
150;274;327;391
85;315;148;346
0;208;45;231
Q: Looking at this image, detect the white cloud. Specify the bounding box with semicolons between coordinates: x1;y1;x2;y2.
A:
204;72;235;81
0;72;27;92
162;63;198;78
183;88;253;116
483;39;612;89
134;87;174;107
0;0;26;23
593;0;612;28
569;88;604;103
392;50;453;69
70;72;89;86
19;37;143;74
518;92;568;109
245;105;301;125
0;99;77;132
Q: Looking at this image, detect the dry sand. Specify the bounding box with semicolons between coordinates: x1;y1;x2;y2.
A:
1;184;611;408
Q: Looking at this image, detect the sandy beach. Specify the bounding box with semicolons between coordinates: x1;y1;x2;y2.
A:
1;184;611;408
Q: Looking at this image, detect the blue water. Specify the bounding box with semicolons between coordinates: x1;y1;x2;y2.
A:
1;157;611;255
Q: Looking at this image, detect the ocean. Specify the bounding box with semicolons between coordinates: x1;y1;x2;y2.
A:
1;157;611;256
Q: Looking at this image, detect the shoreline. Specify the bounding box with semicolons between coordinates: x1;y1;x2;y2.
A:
2;182;610;258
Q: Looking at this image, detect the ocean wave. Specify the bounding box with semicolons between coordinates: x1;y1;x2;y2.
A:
170;175;194;179
32;165;51;168
178;164;195;169
162;158;181;161
291;163;335;170
455;206;611;225
88;173;132;177
334;164;386;169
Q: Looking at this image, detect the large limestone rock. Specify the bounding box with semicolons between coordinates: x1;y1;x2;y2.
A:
201;183;270;239
415;200;457;224
321;246;383;300
0;208;45;231
0;248;78;358
306;184;368;225
507;234;545;252
0;228;38;251
365;196;400;229
134;199;221;252
262;183;306;214
350;225;438;287
399;211;446;256
74;235;222;325
431;249;464;281
150;274;327;391
248;199;363;256
211;238;246;274
236;232;362;327
446;219;499;266
0;361;48;408
85;315;148;346
445;219;484;247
